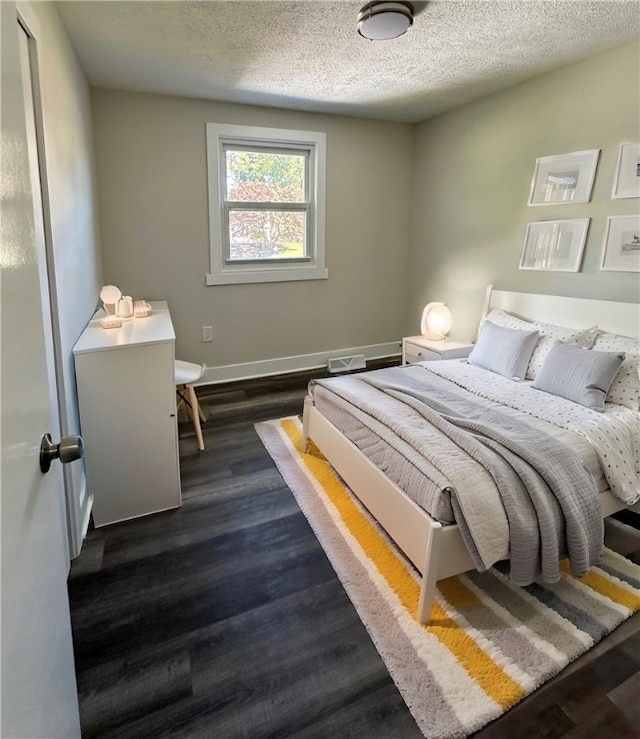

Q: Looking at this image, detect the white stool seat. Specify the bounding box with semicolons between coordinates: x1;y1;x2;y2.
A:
175;360;205;451
174;360;204;386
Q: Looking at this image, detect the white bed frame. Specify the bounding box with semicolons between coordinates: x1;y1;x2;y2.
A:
303;287;640;624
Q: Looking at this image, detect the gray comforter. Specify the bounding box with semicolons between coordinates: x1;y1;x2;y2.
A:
313;366;604;585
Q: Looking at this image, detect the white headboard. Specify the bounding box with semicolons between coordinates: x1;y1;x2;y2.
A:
480;285;639;340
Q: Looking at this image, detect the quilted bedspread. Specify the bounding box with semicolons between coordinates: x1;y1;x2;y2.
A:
312;363;612;585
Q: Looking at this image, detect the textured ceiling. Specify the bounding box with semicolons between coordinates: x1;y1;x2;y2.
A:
56;0;640;123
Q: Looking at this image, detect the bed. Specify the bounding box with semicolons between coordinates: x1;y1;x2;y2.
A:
302;287;640;624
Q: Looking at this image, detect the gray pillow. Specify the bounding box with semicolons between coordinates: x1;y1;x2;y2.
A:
468;321;539;380
532;341;625;411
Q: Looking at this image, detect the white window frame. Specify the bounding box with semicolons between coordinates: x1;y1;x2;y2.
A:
206;123;327;285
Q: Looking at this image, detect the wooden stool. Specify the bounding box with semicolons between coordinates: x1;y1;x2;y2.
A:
175;360;205;451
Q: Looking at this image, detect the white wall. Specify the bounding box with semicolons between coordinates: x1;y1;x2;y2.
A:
91;90;414;376
410;39;640;342
17;1;103;557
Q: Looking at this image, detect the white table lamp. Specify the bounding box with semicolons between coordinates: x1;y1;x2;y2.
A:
100;285;122;315
420;302;452;340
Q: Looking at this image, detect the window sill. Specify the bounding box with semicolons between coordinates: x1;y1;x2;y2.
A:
206;266;329;285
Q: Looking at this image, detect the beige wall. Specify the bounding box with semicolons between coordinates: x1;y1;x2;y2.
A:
410;40;640;342
91;90;414;369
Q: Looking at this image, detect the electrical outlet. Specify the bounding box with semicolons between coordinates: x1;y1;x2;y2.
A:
202;326;213;343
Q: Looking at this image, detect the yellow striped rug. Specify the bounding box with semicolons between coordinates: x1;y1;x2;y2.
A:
255;416;640;739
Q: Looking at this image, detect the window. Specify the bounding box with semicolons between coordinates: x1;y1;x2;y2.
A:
206;123;327;285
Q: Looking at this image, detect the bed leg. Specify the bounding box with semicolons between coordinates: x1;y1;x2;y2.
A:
417;520;442;625
302;395;313;452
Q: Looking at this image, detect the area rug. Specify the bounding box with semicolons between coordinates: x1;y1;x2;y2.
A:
255;416;640;739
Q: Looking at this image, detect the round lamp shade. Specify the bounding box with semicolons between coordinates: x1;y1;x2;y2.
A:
100;284;122;315
420;302;452;340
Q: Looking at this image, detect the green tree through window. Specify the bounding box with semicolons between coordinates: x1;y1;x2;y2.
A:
225;149;307;260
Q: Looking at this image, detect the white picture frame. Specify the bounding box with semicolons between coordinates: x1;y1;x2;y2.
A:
600;215;640;272
519;218;590;272
527;149;600;206
611;142;640;199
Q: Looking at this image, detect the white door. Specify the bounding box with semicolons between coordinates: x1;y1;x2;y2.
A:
0;8;81;737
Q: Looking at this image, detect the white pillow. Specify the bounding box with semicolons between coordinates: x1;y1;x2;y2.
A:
468;321;539;380
485;309;598;380
592;332;640;411
484;308;533;332
532;341;624;412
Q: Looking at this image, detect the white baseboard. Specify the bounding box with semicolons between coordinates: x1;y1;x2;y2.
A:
197;341;401;385
71;481;93;559
80;491;94;544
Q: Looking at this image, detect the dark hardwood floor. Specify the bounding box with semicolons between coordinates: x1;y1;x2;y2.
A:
68;370;640;738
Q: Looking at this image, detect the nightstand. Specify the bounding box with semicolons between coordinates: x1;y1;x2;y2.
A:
402;336;474;365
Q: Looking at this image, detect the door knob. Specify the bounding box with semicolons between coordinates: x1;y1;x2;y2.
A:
40;433;84;474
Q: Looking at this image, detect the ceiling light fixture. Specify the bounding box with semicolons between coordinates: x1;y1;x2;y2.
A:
357;1;414;41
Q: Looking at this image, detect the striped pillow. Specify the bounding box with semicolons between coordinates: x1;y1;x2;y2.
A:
532;341;624;412
484;309;598;380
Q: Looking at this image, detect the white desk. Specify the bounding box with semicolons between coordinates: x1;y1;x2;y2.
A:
74;301;181;527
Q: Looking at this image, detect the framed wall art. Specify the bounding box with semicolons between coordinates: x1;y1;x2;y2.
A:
519;218;590;272
600;215;640;272
611;142;640;199
527;149;600;206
